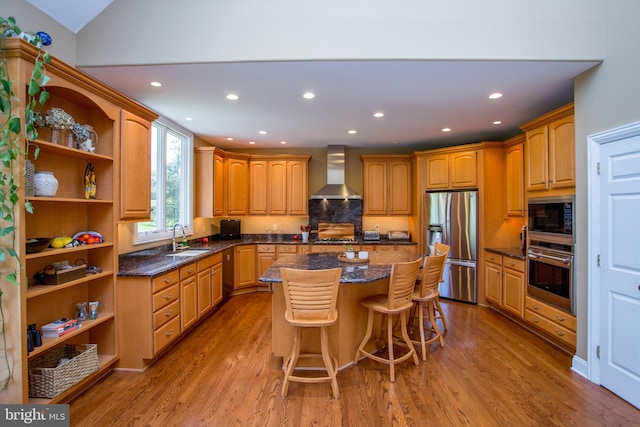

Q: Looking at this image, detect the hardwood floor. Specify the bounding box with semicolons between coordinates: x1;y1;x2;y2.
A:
69;292;638;426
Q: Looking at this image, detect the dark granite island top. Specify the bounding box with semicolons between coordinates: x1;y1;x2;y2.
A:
259;251;420;284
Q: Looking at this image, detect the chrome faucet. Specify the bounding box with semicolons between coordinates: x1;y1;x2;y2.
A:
172;223;186;252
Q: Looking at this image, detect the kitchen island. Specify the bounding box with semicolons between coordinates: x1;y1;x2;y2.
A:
260;251;420;369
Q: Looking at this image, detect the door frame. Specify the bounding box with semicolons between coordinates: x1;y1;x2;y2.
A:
586;120;640;384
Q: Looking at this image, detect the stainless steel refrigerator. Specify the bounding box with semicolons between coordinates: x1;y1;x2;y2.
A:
424;191;478;303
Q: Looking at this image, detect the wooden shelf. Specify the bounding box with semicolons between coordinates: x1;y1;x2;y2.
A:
26;270;114;299
32;139;113;162
27;313;115;359
27;197;113;204
25;242;114;260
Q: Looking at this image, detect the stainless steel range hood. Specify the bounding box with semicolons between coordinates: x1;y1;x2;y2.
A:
310;145;362;199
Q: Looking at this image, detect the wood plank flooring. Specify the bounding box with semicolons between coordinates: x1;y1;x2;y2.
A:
69;292;639;426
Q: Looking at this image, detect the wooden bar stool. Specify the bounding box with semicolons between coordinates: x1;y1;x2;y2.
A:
409;252;448;361
280;267;342;399
353;258;421;382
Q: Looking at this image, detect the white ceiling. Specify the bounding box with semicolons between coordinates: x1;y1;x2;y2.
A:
27;2;600;150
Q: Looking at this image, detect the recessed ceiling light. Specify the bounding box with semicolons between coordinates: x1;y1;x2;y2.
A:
348;130;357;134
280;141;287;145
303;92;316;99
227;137;234;141
249;141;256;145
373;112;384;118
259;130;267;135
150;81;162;87
442;127;452;132
488;92;503;99
493;120;502;125
226;93;239;100
185;117;193;121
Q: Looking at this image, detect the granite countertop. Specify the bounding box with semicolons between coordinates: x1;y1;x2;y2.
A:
484;247;527;260
258;251;420;284
118;235;417;278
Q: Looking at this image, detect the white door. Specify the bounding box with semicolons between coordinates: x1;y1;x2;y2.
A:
597;133;640;409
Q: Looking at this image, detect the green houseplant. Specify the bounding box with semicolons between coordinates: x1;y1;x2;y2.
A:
0;16;51;392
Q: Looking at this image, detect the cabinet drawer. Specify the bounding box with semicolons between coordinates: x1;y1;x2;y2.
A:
374;245;395;253
198;253;222;270
180;262;197;279
153;299;180;329
153;283;179;311
153;315;181;354
503;257;525;273
525;296;576;331
525;309;576;347
485;252;502;264
152;270;179;293
277;245;297;254
257;244;276;253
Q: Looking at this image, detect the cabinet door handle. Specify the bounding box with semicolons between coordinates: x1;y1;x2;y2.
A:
164;309;173;317
554;329;565;337
164;292;173;300
165;329;174;337
555;314;566;322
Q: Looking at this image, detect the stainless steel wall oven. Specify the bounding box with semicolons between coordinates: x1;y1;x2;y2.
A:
527;239;574;313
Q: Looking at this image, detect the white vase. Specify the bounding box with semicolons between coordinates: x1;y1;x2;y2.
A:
34;171;58;197
301;231;309;243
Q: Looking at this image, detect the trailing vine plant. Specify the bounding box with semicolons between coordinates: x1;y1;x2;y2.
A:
0;16;50;392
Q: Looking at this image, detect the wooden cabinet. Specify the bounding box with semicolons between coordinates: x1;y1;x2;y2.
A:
180;263;198;331
525;296;576;349
425;150;477;190
521;104;575;193
212;262;223;306
361;155;412;215
224;153;250;216
484;251;526;318
256;244;277;277
195;147;224;217
5;39;157;403
234;245;256;289
249;156;310;215
120;110;153;220
505;135;526;216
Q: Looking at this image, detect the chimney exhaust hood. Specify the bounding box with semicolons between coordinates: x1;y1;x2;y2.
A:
310;145;362;200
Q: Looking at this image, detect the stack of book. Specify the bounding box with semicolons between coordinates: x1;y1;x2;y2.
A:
41;318;80;338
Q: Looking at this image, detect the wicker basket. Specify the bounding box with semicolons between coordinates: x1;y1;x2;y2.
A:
28;344;99;398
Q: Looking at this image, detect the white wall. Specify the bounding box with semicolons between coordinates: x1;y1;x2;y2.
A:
573;0;640;360
76;0;604;66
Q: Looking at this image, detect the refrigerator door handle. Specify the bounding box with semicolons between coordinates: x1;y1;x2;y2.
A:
447;259;477;267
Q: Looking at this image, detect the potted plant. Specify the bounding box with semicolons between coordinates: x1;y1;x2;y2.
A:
343;243;355;259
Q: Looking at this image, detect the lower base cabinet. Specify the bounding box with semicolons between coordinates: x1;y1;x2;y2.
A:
117;253;223;370
525;296;576;349
484;251;525;318
234;245;257;290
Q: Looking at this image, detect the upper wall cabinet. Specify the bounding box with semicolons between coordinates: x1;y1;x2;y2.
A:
195;147;225;217
425;150;477;190
120;111;153;220
505;134;526;217
521;104;575;193
224;153;251;216
249;156;310;216
361;155;412;215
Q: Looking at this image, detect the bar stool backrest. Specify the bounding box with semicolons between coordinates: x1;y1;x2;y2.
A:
387;258;422;310
418;253;447;298
280;268;342;323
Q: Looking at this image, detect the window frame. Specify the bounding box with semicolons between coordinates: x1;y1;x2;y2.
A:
134;117;194;245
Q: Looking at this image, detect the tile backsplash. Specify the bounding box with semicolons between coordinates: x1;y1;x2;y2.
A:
308;199;362;236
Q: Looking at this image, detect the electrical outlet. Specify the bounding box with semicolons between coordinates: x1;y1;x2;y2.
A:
375;224;379;231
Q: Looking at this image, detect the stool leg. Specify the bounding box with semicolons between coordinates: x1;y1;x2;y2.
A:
387;313;395;382
428;301;445;347
320;326;340;399
354;308;374;365
418;301;427;362
434;297;447;331
281;326;302;398
400;310;420;366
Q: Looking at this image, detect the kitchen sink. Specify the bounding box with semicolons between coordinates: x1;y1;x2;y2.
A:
165;249;209;257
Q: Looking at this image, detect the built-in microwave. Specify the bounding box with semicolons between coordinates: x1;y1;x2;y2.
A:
527;196;574;242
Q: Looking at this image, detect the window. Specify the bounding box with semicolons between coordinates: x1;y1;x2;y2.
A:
135;118;193;244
